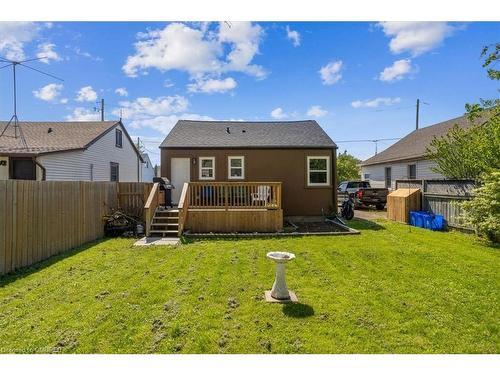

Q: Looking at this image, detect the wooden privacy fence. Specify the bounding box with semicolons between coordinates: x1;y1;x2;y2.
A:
0;180;152;275
395;179;476;229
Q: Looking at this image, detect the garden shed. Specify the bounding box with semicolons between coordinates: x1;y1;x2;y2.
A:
387;188;421;224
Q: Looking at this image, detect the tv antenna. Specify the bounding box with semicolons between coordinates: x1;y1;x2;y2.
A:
336;137;402;155
0;55;64;148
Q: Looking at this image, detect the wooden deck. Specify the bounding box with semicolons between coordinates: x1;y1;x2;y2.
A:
179;182;283;234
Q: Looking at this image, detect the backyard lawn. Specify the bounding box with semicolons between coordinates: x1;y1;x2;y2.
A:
0;219;498;354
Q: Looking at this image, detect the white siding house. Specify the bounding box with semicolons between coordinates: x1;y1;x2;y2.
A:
139;153;155;182
0;120;143;182
361;159;444;189
360;114;473;189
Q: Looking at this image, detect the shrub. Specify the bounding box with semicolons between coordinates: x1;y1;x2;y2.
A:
462;170;500;243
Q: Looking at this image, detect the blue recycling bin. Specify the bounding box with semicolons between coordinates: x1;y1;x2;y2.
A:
424;213;445;231
410;211;445;231
410;211;426;228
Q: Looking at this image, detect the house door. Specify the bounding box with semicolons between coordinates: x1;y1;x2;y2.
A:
171;158;190;204
384;167;392;189
11;158;36;180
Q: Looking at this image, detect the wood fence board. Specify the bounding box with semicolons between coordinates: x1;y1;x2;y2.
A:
0;181;152;275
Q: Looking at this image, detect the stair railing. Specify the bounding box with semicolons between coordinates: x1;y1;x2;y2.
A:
177;182;190;236
144;182;160;236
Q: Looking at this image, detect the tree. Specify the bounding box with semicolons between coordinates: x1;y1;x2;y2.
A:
426;43;500;242
426;117;500;179
426;43;500;180
337;151;361;182
461;170;500;243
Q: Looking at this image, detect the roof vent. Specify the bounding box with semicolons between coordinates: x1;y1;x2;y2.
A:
47;127;53;134
242;129;246;133
226;127;231;134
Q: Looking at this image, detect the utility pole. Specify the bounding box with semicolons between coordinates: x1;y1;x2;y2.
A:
416;98;420;130
101;98;105;121
137;137;140;182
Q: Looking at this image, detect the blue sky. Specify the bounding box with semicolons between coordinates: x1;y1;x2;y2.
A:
0;21;498;164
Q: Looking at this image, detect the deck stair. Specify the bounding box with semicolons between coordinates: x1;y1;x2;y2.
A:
149;207;179;237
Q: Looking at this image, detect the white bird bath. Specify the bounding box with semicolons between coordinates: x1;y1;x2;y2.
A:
265;251;298;303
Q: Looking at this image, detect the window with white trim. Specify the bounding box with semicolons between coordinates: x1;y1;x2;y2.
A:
199;157;215;180
307;156;330;186
228;156;245;179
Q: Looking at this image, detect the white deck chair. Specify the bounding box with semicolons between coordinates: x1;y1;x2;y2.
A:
251;185;271;206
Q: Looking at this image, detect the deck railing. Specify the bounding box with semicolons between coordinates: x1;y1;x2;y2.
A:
187;182;282;210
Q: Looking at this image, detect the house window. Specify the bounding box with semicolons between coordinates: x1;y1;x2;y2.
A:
199;157;215;180
110;162;119;182
115;129;123;148
228;156;245;179
408;164;417;179
307;156;330;186
385;167;392;188
364;173;370;180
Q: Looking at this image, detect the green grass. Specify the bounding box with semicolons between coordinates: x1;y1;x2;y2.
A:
0;219;498;354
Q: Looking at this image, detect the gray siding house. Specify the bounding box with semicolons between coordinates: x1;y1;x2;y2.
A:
360;114;473;189
0;121;143;181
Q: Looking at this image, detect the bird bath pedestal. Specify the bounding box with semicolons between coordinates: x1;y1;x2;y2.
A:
265;251;298;303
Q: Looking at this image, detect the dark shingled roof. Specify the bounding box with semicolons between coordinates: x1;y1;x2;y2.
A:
160;120;336;149
0;121;142;160
360;114;475;166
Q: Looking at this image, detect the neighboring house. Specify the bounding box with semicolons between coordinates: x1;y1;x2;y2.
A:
0;121;143;181
360;114;473;189
154;164;161;177
160;120;337;217
140;153;155;182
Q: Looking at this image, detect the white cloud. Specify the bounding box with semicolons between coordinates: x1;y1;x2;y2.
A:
270;107;287;119
286;26;301;47
379;59;414;82
123;22;266;80
128;114;215;135
307;105;328;117
74;47;103;62
36;43;61;64
218;21;266;79
163;79;175;88
378;22;456;56
319;60;343;85
115;87;128;97
75;86;98;102
115;95;189;120
0;22;38;61
187;77;237;94
112;94;213;135
351;97;402;108
33;83;63;102
60;98;68;104
65;107;100;121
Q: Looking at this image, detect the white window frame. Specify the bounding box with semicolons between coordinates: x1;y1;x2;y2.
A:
307;156;330;187
228;156;245;180
199;156;215;180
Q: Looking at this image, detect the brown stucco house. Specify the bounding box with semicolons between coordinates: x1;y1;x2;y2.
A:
160;120;338;217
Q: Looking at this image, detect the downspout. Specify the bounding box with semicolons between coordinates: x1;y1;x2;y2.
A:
33;157;46;181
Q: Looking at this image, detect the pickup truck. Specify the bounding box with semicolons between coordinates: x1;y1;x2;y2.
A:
337;181;389;210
